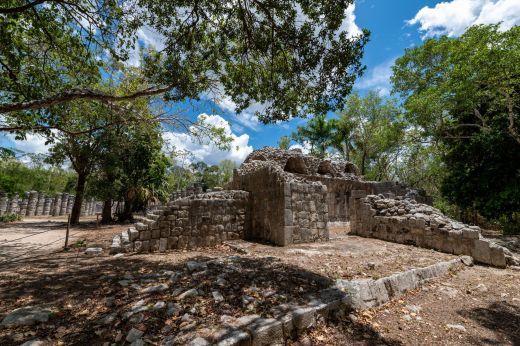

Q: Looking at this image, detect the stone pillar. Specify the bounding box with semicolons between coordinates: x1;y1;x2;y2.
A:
66;195;74;215
59;193;69;215
19;193;29;216
7;193;19;214
52;194;62;216
43;196;52;216
0;193;7;215
35;192;45;216
26;191;38;216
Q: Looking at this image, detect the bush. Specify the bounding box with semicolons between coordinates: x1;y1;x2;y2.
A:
0;213;22;223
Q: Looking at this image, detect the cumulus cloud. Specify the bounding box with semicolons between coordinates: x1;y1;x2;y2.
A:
6;133;53;155
289;142;311;155
356;58;396;96
408;0;520;38
338;4;363;38
163;114;253;165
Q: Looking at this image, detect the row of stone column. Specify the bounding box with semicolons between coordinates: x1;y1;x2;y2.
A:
0;192;100;217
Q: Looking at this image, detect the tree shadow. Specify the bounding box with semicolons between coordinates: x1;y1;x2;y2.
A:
0;252;401;345
458;301;520;345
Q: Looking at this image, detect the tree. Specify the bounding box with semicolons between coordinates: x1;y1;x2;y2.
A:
337;92;404;178
1;0;369;134
292;114;333;158
391;25;520;230
277;136;291;150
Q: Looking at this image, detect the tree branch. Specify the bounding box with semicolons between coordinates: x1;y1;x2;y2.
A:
0;0;49;14
0;85;174;113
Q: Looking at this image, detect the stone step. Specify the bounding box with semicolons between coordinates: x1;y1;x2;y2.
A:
146;213;159;221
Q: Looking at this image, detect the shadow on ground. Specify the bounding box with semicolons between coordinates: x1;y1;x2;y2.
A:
0;252;402;345
458;301;520;345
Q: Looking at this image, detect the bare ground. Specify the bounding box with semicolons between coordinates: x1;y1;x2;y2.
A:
0;221;518;345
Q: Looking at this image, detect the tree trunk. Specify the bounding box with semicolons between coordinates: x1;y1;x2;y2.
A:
101;199;112;223
361;151;367;176
70;172;87;225
120;197;133;222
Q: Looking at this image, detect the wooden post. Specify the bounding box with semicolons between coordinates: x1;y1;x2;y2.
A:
96;213;99;229
64;213;71;250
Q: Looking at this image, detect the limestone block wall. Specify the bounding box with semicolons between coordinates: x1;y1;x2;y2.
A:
111;190;250;253
285;181;329;244
349;191;519;267
227;166;287;245
304;177;431;223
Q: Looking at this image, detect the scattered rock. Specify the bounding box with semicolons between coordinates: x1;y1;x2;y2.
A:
129;313;144;323
186;261;207;272
187;337;210;346
405;305;422;314
166;302;182;317
212;291;225;303
126;328;144;343
439;286;459;299
446;324;466;332
118;280;132;287
20;340;45;346
84;247;103;256
153;301;166;310
141;283;168;294
402;315;413;321
176;288;199;300
0;306;52;327
113;253;125;258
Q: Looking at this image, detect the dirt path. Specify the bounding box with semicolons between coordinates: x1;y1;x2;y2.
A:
0;217;125;266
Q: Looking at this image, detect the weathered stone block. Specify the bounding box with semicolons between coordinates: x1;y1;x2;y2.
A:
139;230;151;241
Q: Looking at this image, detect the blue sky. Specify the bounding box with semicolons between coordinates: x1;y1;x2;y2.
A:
3;0;520;165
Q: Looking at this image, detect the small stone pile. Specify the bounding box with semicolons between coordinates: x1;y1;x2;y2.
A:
349;192;519;267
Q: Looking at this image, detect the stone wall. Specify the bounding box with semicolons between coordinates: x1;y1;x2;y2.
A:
111;190;250;253
349;191;519;267
0;191;101;218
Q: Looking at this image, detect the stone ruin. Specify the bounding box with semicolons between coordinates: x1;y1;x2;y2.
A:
0;191;101;218
111;147;519;268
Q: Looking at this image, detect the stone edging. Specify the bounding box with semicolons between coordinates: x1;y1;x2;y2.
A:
188;256;471;346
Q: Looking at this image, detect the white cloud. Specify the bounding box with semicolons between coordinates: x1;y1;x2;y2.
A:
408;0;520;38
356;58;396;96
163;114;253;165
6;133;53;155
338;4;363;38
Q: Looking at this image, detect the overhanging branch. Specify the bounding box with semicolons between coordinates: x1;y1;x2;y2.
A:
0;85;173;114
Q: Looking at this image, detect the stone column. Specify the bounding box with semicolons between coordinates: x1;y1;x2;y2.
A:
0;193;7;215
66;195;74;215
7;193;19;214
80;198;87;216
19;192;29;216
43;196;52;216
26;191;38;216
35;192;45;216
52;194;62;216
59;193;69;215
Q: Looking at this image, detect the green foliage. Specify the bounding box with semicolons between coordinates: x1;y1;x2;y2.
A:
277;136;291;150
0;157;76;195
337;92;404;179
0;213;22;223
392;25;520;229
190;160;236;191
1;0;369;134
292;92;405;179
292;114;334;158
1;212;20;223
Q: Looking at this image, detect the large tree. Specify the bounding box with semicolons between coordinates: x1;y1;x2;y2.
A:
1;0;369;134
391;25;520;229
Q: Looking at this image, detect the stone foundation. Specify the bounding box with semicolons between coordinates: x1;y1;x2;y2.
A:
349;191;519;267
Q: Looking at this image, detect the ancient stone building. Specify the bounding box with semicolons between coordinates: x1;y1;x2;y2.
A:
112;147;518;268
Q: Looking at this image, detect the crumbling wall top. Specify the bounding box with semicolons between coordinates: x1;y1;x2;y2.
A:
238;147;361;180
